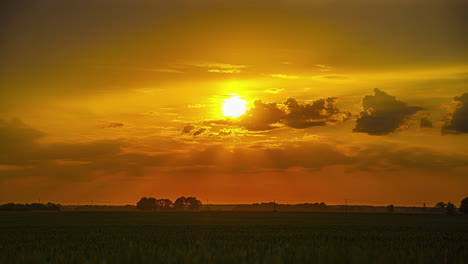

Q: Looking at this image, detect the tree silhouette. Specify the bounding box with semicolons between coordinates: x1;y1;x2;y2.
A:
0;202;62;211
434;202;447;210
136;197;157;211
186;197;202;210
446;202;456;215
156;199;173;210
386;204;395;213
174;196;187;210
460;197;468;215
173;196;202;210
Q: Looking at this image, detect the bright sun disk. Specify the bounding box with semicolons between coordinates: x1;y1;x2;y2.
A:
222;96;248;118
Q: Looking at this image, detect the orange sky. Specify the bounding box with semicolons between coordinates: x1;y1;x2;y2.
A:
1;0;468;206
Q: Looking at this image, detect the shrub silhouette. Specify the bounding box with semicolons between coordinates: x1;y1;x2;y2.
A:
460;197;468;215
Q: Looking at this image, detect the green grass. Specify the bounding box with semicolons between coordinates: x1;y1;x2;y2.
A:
0;212;467;263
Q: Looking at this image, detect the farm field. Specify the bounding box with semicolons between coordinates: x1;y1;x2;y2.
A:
0;211;467;264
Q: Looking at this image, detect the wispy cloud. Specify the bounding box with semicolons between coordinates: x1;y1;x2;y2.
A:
184;61;248;74
271;74;302;79
315;64;332;72
264;88;285;94
207;69;242;73
140;68;184;73
187;104;206;108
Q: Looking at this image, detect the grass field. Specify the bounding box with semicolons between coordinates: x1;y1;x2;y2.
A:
0;211;467;263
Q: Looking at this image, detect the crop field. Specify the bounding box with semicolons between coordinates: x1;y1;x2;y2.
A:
0;212;467;263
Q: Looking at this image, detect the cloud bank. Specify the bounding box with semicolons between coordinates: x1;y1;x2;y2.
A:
443;93;468;134
353;88;423;135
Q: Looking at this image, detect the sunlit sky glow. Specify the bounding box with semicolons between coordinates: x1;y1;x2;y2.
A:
222;96;248;118
0;0;467;205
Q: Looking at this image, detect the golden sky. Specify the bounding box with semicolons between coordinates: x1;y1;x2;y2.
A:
1;0;468;205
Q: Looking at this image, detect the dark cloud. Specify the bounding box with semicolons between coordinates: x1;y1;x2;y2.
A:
107;122;124;128
443;93;468;134
0;119;45;147
181;124;195;134
353;88;423;135
0;119;351;177
181;125;210;137
192;128;207;136
3;118;468;182
205;97;349;131
420;114;433;128
349;143;468;172
0;119;46;165
283;97;339;129
239;100;286;130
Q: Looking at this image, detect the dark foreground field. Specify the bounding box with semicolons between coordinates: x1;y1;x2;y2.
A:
1;212;467;264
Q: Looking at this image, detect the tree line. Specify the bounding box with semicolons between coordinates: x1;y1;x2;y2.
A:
136;196;202;211
386;198;468;215
233;202;328;211
0;202;62;211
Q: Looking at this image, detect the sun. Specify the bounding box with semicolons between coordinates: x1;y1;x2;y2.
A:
222;96;248;118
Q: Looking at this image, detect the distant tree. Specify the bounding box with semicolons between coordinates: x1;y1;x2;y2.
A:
435;202;447;211
446;202;457;215
136;197;157;211
460;197;468;215
0;202;62;211
156;199;173;210
174;196;187;210
173;196;202;210
386;204;395;213
186;197;202;210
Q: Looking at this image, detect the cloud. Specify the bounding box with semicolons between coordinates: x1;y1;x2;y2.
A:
204;97;350;131
264;88;284;94
271;74;302;79
283;97;340;129
0;119;46;165
2;119;468;184
192;128;207;136
107;122;124;128
187;104;206;108
181;125;210;137
138;68;184;73
238;100;286;130
187;61;247;74
443;93;468;134
349;143;468;172
181;124;195;134
420;114;433;128
207;69;242;74
353;88;423;135
315;74;349;80
315;64;332;72
0;119;45;148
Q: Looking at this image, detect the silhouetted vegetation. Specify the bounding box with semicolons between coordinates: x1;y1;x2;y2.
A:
434;201;458;215
386;204;394;213
136;196;201;211
136;197;157;211
435;202;447;210
460;197;468;215
233;202;327;211
0;202;62;211
446;202;457;215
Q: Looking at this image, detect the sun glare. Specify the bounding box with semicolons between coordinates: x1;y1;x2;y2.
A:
222;96;248;118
